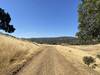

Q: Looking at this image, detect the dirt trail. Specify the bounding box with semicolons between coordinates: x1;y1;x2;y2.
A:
16;46;99;75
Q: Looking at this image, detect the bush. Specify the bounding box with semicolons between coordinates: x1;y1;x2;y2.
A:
91;64;98;69
96;54;100;59
83;56;95;66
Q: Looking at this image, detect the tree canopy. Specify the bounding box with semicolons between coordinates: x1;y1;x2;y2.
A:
0;8;15;33
76;0;100;44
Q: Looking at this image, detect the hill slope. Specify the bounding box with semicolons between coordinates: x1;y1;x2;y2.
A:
0;34;40;75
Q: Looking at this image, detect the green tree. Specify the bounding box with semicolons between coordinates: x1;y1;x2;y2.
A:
0;8;15;33
76;0;100;43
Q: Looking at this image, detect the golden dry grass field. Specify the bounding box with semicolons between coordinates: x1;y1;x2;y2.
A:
0;34;40;75
55;45;100;74
1;34;100;75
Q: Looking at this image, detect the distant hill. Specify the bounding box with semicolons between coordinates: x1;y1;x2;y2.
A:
0;33;79;45
22;36;78;45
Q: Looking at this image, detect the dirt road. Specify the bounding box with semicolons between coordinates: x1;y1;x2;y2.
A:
16;46;99;75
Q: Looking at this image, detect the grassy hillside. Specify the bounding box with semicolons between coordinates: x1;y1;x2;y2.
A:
0;34;40;75
55;45;100;74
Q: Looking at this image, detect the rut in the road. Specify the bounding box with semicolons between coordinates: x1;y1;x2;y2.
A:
16;46;99;75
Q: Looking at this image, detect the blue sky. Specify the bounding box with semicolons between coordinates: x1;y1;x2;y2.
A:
0;0;79;38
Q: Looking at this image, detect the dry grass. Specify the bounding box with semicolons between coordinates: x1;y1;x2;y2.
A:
1;34;100;75
55;45;100;74
0;34;40;75
69;44;100;55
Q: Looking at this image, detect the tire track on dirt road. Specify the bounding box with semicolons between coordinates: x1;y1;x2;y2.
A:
16;46;99;75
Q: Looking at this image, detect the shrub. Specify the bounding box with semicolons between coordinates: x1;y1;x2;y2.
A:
91;64;98;69
83;56;95;66
96;54;100;59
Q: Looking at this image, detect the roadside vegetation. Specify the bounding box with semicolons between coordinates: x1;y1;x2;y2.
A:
82;56;98;69
76;0;100;45
0;35;39;75
83;56;95;67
